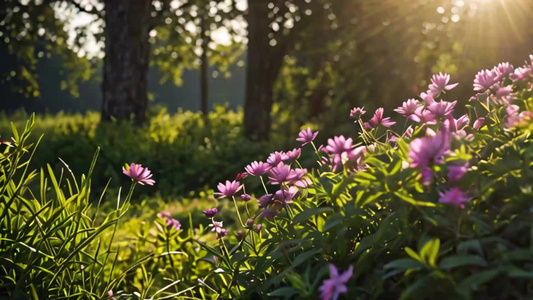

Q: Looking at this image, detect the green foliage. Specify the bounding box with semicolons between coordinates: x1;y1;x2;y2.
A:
0;106;295;198
188;72;533;299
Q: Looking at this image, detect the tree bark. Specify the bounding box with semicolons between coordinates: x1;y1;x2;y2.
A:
244;0;281;141
102;0;151;126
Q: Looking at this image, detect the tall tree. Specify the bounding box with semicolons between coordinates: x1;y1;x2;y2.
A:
101;0;151;125
244;0;323;140
0;0;243;123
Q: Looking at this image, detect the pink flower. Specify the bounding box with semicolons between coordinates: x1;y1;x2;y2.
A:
455;115;470;130
245;161;271;176
166;218;181;230
268;163;307;184
323;136;353;156
212;221;224;234
241;194;252;201
215;180;242;198
493;62;514;81
267;151;285;166
504;105;520;128
509;67;533;81
296;127;319;146
282;148;301;163
474;69;497;91
439;187;470;208
409;106;434;124
157;211;171;219
420;92;436;104
427;100;457;120
394;99;420;117
409;130;450;169
122;163;155;185
350;107;366;119
493;85;513;104
274;186;299;203
428;72;458;95
473;117;485;130
319;264;353;300
364;108;396;129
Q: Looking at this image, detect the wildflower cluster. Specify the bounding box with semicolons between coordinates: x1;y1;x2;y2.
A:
199;55;533;299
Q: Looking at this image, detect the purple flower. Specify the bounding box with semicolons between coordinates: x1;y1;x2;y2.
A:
409;130;450;169
241;194;252;202
268;163;307;185
428;72;458;95
202;208;218;218
504;104;520;128
274;186;299;204
473;117;485;130
215;180;242;198
449;164;468;184
123;163;155;185
394;99;420;117
350;107;366;119
409;106;435;124
323;136;353;156
427;100;457;120
493;85;513;103
509;67;533;81
261;207;280;219
257;194;273;208
245;161;271;176
493;62;514;81
246;218;255;227
166;218;181;230
421;167;433;186
420;92;436;104
282;148;301;163
474;69;497;91
439;187;470;208
364;108;396;129
319;264;353;300
296;127;319;146
455;115;470;130
267;151;285;166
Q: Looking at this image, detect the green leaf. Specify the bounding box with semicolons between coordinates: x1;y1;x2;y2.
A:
394;191;436;207
384;258;426;270
268;287;299;298
420;238;440;267
458;269;499;292
405;247;422;262
438;255;487;270
293;207;333;224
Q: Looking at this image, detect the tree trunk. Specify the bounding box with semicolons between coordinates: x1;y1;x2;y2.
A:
244;0;279;141
102;0;151;126
200;12;209;116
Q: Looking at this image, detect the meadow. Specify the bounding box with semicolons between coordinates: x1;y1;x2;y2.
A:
1;56;533;299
